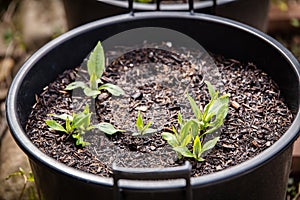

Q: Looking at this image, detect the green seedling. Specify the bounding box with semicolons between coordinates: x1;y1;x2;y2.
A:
162;118;195;158
6;167;38;200
187;81;229;137
65;41;124;98
132;111;157;136
46;104;123;147
162;81;229;162
162;115;220;161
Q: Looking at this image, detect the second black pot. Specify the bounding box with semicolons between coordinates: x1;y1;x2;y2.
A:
62;0;270;31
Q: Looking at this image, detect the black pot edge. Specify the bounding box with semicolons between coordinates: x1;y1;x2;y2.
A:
6;11;300;190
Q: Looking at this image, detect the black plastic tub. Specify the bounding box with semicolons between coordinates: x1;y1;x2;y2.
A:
6;12;300;200
63;0;270;31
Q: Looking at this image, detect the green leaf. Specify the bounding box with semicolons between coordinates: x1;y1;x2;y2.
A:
172;126;180;141
194;156;205;162
83;104;89;114
93;122;123;135
132;132;140;136
136;111;144;131
162;132;179;147
203;126;219;136
73;111;91;129
143;128;157;135
27;172;35;182
204;112;215;124
72;133;80;140
46;120;67;133
202;137;220;153
193;135;202;159
49;113;73;121
203;97;215;122
187;94;202;120
143;121;152;131
65;81;87;90
179;120;192;142
83;87;101;97
208;94;229;118
90;73;98;91
99;83;125;96
66;117;72;133
181;133;192;147
73;134;90;147
173;146;194;158
190;119;199;138
178;112;183;125
87;41;105;79
179;120;197;142
203;100;228;136
205;81;217;99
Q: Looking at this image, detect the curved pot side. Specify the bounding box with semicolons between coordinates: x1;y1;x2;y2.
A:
63;0;270;31
28;146;293;199
7;13;300;200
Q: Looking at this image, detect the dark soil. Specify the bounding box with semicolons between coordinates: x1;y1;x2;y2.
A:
25;46;294;177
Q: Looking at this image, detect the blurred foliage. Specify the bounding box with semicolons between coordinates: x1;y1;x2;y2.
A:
271;0;300;27
5;167;39;200
286;177;300;200
272;0;289;11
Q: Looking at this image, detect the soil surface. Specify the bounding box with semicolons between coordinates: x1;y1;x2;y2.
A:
25;46;293;177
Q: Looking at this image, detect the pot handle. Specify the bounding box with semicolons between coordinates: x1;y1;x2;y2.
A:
128;0;217;16
112;161;192;200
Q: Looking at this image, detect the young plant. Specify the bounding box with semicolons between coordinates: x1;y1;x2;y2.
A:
65;41;124;98
187;81;229;137
6;167;38;200
162;117;195;158
162;81;229;162
132;111;157;136
46;104;122;147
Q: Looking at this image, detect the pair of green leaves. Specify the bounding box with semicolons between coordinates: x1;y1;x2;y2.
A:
162;81;228;162
132;111;157;136
65;41;124;98
46;104;123;147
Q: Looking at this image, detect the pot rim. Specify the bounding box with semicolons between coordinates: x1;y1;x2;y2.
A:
97;0;236;11
6;11;300;190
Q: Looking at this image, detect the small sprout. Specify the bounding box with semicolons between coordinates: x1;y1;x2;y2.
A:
6;167;38;200
132;111;157;136
46;104;122;147
65;41;124;98
162;117;195;158
192;136;220;162
162;81;229;162
187;81;229;137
